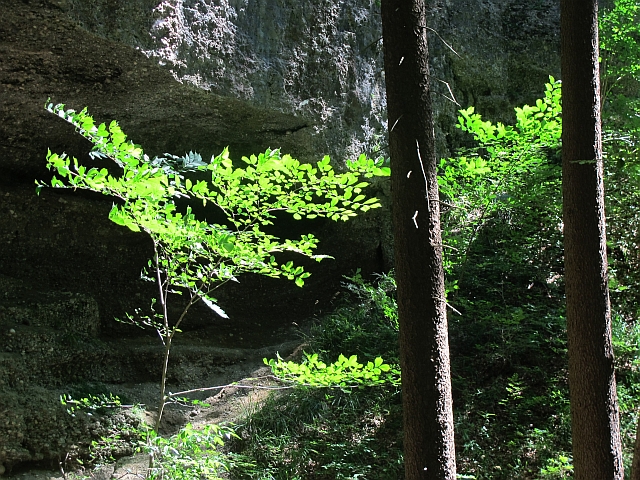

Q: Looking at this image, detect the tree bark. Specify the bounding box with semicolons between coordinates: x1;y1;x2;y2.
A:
381;1;456;478
633;414;640;480
561;1;623;478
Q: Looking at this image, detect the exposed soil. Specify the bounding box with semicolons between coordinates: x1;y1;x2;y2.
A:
2;319;311;480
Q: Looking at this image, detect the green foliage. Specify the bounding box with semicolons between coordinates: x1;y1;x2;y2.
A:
611;314;640;473
59;392;243;477
59;393;147;468
600;0;640;102
436;80;571;478
60;392;122;416
437;46;640;476
39;101;388;432
601;2;640;322
231;274;403;479
445;243;571;477
310;272;399;363
265;352;400;389
40;102;388;299
599;18;640;475
233;386;403;480
262;271;400;392
342;270;398;331
539;454;574;478
438;78;562;288
145;423;238;480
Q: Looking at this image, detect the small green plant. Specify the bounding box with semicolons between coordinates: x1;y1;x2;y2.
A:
309;271;400;364
59;392;242;478
59;393;147;469
60;392;123;416
438;77;562;290
39;102;389;435
343;270;398;330
265;352;400;389
145;423;238;479
539;454;574;478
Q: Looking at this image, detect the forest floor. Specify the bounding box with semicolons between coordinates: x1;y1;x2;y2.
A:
3;319;311;480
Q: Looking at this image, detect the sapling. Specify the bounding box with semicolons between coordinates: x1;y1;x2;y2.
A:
38;102;389;436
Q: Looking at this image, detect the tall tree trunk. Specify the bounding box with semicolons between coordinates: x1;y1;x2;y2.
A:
632;415;640;480
561;1;623;478
381;1;456;478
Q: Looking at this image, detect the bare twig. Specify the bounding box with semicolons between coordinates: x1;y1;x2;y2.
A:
423;26;461;58
446;302;463;315
436;79;462;106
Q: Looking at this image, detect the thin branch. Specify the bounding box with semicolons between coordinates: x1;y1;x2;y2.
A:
362;36;383;52
446;302;463;315
435;79;462;107
171;295;199;336
166;374;396;400
390;115;403;132
423;26;461;58
203;276;232;299
437;199;465;210
167;381;297;399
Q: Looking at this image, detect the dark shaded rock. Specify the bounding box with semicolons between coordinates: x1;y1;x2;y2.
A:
0;0;561;470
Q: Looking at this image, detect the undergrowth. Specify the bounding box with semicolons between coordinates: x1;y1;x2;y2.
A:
229;222;640;479
228;126;640;478
230;272;403;479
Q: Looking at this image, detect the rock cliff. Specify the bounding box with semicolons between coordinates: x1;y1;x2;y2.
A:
0;0;559;470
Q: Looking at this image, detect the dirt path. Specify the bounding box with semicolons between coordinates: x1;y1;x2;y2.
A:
3;324;310;480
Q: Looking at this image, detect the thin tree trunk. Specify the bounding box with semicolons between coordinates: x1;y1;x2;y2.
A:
155;337;172;433
561;0;623;477
381;1;456;478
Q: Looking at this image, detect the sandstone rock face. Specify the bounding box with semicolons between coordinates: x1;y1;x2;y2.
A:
0;0;559;470
62;0;388;163
60;0;560;158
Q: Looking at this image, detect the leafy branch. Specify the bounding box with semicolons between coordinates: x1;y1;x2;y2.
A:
38;101;389;442
438;78;562;297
